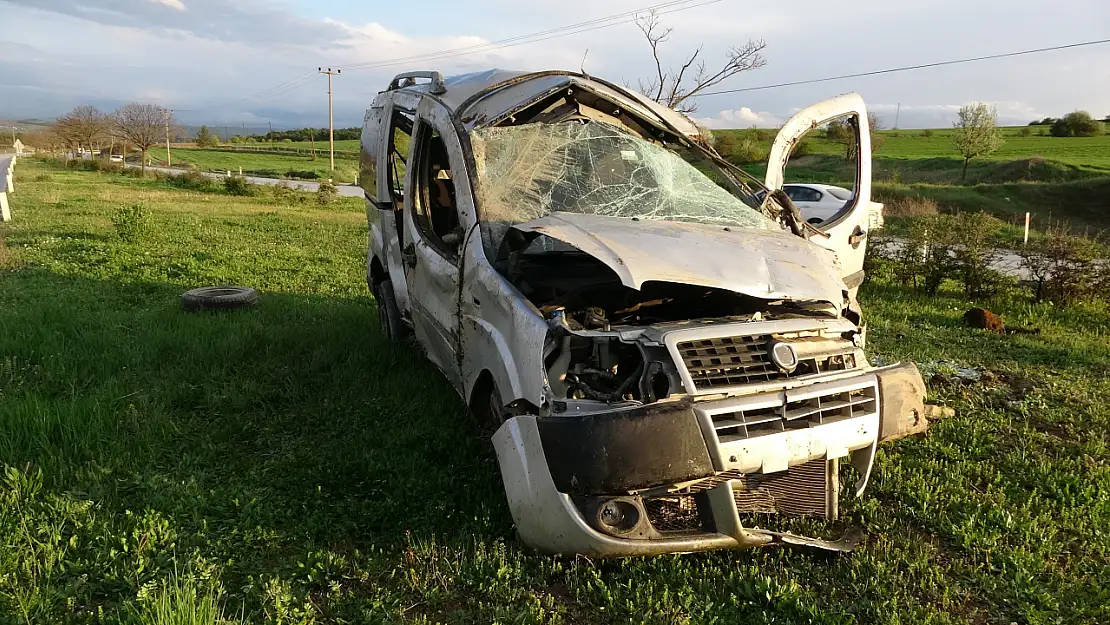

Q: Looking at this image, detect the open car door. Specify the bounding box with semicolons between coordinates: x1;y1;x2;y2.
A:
765;94;872;294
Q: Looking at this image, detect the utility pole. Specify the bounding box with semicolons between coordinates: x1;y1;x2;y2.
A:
318;67;341;172
268;120;274;150
164;109;174;167
894;103;901;130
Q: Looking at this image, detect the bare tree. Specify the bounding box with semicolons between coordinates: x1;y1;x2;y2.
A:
635;10;766;113
55;105;110;157
115;103;170;176
22;128;65;156
952;103;1004;181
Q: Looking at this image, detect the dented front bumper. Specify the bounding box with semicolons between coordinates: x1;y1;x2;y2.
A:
492;362;927;557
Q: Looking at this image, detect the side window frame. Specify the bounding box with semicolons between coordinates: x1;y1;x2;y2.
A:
407;119;464;260
385;107;415;209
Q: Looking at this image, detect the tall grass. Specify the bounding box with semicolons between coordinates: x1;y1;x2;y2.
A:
2;157;1110;623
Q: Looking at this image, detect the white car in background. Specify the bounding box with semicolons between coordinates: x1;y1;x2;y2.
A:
783;183;884;230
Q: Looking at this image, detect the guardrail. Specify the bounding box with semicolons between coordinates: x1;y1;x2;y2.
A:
0;153;15;222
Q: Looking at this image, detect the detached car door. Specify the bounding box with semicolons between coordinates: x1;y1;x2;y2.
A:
765;94;872;290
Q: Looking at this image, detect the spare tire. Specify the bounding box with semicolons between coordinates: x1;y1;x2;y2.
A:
181;286;259;312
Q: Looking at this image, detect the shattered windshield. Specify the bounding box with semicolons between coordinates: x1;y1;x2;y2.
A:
470;121;779;254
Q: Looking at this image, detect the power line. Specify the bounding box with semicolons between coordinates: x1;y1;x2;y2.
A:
190;0;722;114
698;37;1110;96
341;0;720;71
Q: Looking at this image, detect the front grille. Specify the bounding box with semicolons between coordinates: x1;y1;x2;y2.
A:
734;458;832;518
678;334;777;387
712;383;878;442
643;495;703;532
676;334;855;392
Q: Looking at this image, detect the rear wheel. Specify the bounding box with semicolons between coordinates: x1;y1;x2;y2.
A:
376;280;406;343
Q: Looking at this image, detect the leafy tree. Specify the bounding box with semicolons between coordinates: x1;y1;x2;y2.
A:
195;125;219;148
952;103;1003;181
1049;111;1104;137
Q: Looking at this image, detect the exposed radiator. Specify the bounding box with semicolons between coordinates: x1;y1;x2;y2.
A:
733;458;837;519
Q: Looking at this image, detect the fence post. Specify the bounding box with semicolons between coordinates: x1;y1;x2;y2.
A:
1023;212;1031;245
1;156;12;221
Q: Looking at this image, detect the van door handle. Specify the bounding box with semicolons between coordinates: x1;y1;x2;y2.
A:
849;226;867;247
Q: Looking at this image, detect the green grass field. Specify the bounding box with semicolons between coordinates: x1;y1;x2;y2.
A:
2;159;1109;624
167;148;359;184
715;124;1110;234
283;139;361;152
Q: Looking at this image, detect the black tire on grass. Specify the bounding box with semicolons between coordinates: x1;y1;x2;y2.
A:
181;286;259;312
377;280;407;343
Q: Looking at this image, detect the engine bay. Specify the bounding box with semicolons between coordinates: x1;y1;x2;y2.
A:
495;233;843;408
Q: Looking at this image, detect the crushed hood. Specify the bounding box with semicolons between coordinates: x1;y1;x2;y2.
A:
511;212;846;308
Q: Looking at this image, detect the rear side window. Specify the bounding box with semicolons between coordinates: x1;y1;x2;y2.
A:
786;186;821;202
387;110;415;208
825;187;853;201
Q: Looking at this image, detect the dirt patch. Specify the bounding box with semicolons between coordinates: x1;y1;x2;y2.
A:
963;307;1005;334
963;307;1041;336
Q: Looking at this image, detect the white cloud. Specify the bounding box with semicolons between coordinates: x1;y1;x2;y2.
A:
868;100;1049;128
3;0;1109;130
148;0;185;10
697;107;784;129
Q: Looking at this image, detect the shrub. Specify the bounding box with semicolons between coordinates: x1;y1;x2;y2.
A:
1018;226;1104;304
920;129;935;138
890;214;958;294
272;181;308;205
950;212;1007;298
1050;111;1104;137
791;139;814;158
883;196;939;218
1018;127;1032;137
317;180;338;205
223;176;253;196
111;203;153;243
165;171;218;193
284;170;319;180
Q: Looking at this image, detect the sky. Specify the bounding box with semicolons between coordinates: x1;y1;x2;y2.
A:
0;0;1107;131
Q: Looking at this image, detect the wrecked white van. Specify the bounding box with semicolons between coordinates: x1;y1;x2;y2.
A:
360;69;928;556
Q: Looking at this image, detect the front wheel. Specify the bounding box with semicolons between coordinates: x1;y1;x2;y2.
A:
471;380;506;436
376;280;407;343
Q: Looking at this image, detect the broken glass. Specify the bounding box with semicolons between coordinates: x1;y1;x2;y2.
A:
470;120;779;254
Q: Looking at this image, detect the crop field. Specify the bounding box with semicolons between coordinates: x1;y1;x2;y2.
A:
284;139;361;152
2;158;1108;624
168;148;359;183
